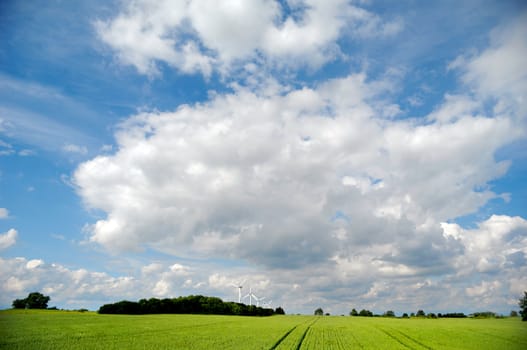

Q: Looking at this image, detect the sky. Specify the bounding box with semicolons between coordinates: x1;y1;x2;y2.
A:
0;0;526;315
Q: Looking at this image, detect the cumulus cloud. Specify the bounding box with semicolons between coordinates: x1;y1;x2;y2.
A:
74;63;522;273
0;257;245;310
95;0;402;76
0;257;141;308
65;7;527;314
449;12;527;119
0;228;17;250
1;212;525;314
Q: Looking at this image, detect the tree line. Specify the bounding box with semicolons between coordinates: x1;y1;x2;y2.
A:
11;291;527;321
98;295;286;316
347;308;468;318
315;292;527;321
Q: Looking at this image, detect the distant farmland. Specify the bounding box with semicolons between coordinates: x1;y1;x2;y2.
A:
1;310;526;349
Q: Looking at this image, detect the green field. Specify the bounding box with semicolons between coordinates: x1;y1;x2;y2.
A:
1;310;526;349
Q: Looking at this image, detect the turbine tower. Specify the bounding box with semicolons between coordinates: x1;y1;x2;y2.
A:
243;287;265;307
231;279;245;303
243;287;254;306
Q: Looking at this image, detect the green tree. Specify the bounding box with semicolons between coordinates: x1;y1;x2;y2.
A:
274;306;285;315
416;309;425;317
12;292;50;309
359;309;373;317
314;307;324;316
12;298;26;309
510;310;518;317
350;308;358;316
384;310;395;317
519;291;527;321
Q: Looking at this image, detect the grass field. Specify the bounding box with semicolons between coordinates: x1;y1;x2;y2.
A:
1;310;526;349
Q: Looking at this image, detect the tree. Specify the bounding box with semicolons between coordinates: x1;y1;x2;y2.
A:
12;292;50;309
384;310;395;317
519;291;527;321
510;310;518;317
314;307;324;316
416;309;425;317
275;306;285;315
350;308;358;316
359;309;373;317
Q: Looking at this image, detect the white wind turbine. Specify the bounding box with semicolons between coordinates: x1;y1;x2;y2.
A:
261;299;272;308
243;287;254;306
243;287;265;307
231;279;246;303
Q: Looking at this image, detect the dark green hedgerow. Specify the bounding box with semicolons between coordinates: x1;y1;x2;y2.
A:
98;295;281;316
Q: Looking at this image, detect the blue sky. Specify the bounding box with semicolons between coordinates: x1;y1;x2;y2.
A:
1;0;526;315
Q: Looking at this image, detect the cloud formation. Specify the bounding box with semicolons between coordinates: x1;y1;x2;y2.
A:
1;211;525;314
0;228;17;250
67;13;527;314
75;66;521;268
95;0;402;76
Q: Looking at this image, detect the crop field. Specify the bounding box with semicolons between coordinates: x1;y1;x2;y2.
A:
1;310;526;349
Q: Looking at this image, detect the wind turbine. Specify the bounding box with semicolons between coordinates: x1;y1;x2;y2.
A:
262;299;272;308
231;279;245;303
243;287;255;306
243;287;264;307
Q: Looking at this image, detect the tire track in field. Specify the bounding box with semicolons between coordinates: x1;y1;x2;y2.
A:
295;318;319;350
269;318;319;350
268;324;300;350
375;327;415;349
389;328;433;350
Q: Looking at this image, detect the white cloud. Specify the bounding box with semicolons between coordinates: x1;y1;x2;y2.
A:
26;259;44;269
63;143;88;155
70;14;527;314
0;257;144;308
0;140;14;156
0;228;17;250
0;75;98;153
450;12;527;119
442;215;527;275
74;66;521;274
0;257;239;310
95;0;402;76
0;208;8;219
